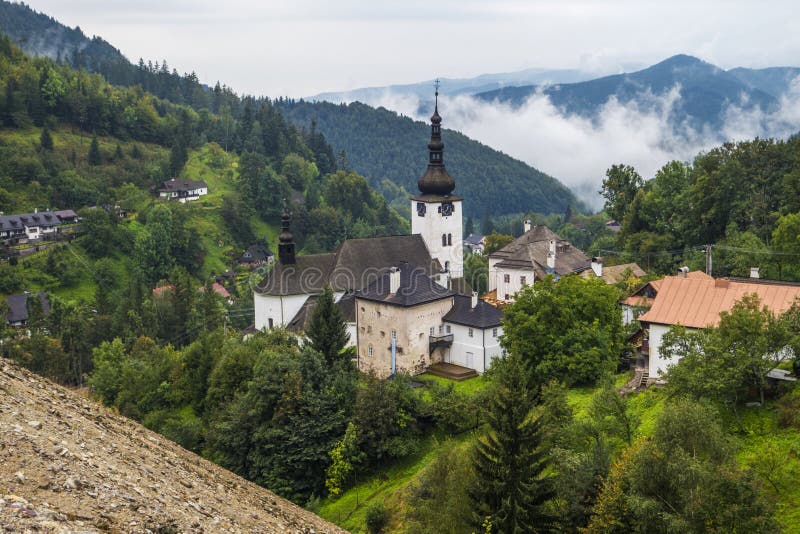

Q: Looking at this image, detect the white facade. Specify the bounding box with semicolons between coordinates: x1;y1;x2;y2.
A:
444;322;504;374
493;266;533;302
411;198;463;278
646;322;695;378
254;293;310;331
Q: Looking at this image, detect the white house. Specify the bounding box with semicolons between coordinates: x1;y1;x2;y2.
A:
488;222;590;302
442;292;504;374
0;210;72;245
637;273;800;379
158;178;208;203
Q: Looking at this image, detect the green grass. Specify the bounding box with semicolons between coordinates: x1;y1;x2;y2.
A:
413;372;491;396
317;431;477;533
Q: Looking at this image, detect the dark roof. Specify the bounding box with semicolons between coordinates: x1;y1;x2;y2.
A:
240;243;273;263
490;225;589;277
256;234;441;296
464;234;484;245
159;178;208;193
0;211;62;230
53;210;78;220
356;263;454;307
6;292;49;324
286;292;357;334
443;294;504;329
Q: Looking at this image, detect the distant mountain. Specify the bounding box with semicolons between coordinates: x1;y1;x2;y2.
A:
278;100;580;218
474;55;791;130
0;1;127;67
309;67;603;104
727;66;800;98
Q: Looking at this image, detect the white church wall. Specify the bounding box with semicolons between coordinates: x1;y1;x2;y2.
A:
254;293;308;330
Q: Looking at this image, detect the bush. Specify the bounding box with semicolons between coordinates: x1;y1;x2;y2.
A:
364;501;387;534
776;387;800;429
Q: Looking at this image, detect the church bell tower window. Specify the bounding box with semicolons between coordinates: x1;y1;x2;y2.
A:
417;202;426;217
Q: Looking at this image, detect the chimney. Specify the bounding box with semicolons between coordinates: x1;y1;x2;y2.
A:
678;266;689;278
547;239;556;272
750;267;760;279
471;291;479;309
591;256;603;277
389;266;400;294
523;219;532;233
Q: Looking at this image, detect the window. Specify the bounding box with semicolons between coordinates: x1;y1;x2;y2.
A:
468;328;474;338
360;326;365;333
368;345;373;357
504;274;510;283
268;318;273;329
447;233;452;246
376;311;381;318
444;261;450;272
493;328;498;337
430;327;434;336
505;294;510;301
439;325;444;334
520;276;527;286
381;331;386;338
442;234;447;246
367;325;372;334
446;325;451;334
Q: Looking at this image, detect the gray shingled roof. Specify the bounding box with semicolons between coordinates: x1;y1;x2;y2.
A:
159;179;208;193
6;292;50;325
0;212;61;231
443;294;503;329
256;235;440;296
356;263;454;307
286;292;357;334
490;225;589;278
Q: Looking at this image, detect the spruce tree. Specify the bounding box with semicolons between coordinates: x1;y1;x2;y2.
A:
471;352;557;533
40;127;53;150
88;135;101;165
307;286;350;366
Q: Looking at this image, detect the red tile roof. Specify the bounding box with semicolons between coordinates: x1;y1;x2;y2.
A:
638;276;800;328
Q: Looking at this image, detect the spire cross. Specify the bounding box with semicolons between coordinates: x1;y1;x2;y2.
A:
434;78;440;109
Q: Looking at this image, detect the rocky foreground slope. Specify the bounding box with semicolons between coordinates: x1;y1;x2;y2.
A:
0;358;346;533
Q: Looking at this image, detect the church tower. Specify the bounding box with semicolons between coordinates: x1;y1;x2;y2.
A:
411;85;463;279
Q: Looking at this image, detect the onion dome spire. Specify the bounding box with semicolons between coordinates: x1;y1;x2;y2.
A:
278;204;296;265
417;80;455;196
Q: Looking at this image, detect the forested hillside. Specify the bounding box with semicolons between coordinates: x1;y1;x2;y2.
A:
279;100;580;218
596;137;800;278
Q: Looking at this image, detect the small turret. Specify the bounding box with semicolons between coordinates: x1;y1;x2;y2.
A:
278;208;296;265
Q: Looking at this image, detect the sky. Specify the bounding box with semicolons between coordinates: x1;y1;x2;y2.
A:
22;1;800;207
22;0;800;97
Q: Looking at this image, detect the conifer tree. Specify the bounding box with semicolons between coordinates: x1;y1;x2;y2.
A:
471;352;557;533
88;135;101;165
307;286;350;366
39;127;53;150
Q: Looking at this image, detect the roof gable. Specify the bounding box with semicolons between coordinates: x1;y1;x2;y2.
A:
356;263;454;307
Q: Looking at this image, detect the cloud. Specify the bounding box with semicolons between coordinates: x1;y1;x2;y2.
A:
366;81;800;210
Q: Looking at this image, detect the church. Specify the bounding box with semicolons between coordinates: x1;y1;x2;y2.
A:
253;91;504;377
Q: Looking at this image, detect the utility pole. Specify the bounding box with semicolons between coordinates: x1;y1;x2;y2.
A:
705;244;712;276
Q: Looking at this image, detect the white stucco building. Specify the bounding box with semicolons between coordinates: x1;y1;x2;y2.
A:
637;273;800;379
158;178;208;202
487;223;590;303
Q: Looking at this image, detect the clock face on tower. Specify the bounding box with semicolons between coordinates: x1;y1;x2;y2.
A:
417;202;426;217
439;202;454;217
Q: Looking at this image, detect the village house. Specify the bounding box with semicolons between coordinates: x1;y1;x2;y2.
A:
463;233;485;254
253;91;502;377
158;178;208;203
238;242;274;268
5;291;50;328
0;210;76;246
636;271;800;382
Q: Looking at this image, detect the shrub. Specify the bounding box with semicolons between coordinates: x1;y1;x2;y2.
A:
365;501;387;534
776;386;800;429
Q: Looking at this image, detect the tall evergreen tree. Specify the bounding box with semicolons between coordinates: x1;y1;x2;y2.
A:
307;286;350;366
88;135;101;165
471;352;557;533
39;127;53;150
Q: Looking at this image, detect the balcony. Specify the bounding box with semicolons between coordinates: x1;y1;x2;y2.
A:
429;334;454;350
